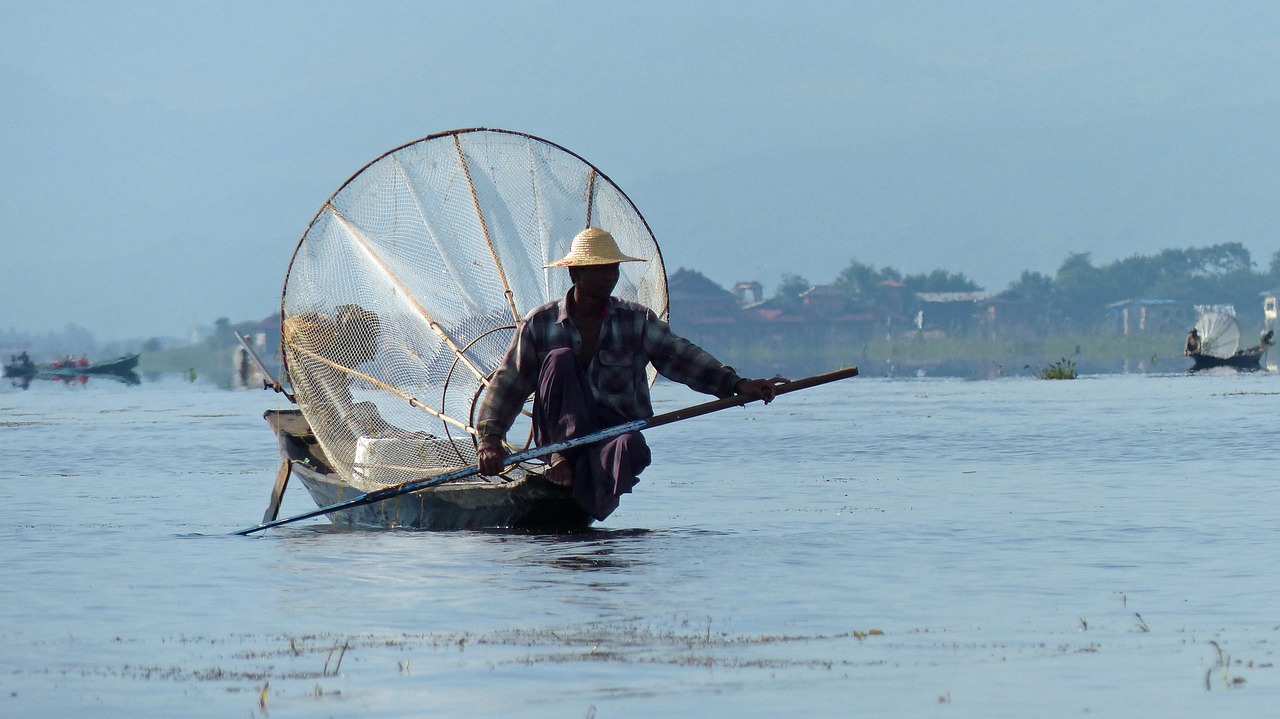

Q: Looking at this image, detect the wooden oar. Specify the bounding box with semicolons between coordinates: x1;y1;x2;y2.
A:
232;366;858;536
261;460;293;523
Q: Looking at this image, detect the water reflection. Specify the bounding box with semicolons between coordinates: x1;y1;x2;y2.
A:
8;369;141;389
276;525;669;572
490;528;658;572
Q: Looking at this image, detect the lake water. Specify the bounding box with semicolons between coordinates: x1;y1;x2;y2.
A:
1;368;1278;718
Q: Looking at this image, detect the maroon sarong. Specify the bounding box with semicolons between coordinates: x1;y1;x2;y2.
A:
532;348;651;521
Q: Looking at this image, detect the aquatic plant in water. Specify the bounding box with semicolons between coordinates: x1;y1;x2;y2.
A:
1038;358;1077;380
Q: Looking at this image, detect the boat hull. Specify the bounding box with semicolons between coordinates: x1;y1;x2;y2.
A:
4;353;140;379
267;410;592;531
1189;349;1265;371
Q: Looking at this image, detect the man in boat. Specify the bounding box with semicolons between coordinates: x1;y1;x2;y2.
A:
1184;328;1201;356
476;227;785;520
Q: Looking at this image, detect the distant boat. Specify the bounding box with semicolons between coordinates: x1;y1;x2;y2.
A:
1189;345;1268;371
4;353;141;387
1186;311;1271;372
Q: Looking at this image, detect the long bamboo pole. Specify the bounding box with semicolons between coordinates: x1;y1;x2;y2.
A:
233;366;857;536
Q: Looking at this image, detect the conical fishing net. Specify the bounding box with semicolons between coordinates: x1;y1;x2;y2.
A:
281;129;668;491
1195;309;1240;358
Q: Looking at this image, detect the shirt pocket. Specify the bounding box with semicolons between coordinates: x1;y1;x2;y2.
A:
596;350;635;393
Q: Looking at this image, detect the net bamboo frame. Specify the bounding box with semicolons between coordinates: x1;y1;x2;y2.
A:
280;129;668;490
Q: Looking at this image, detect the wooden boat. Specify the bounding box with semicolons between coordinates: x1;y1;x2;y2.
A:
4;353;139;378
1186;310;1270;372
4;353;141;386
1189;346;1267;371
263;408;590;530
78;354;140;376
250;129;668;531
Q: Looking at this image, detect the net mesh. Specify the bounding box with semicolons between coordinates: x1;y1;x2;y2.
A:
282;129;668;491
1195;309;1240;358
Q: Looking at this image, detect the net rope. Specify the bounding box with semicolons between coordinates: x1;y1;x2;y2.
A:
281;129;668;491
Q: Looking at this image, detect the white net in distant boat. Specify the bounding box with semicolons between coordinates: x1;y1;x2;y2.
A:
1195;309;1240;358
281;129;668;491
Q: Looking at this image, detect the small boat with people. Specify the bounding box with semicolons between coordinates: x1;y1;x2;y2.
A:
1184;309;1272;372
4;352;141;385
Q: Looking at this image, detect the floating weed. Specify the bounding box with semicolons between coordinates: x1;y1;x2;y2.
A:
1206;640;1247;690
312;682;341;698
322;641;348;677
14;625;1132;699
1038;358;1078;380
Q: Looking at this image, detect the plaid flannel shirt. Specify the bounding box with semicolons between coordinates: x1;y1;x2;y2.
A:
476;293;743;441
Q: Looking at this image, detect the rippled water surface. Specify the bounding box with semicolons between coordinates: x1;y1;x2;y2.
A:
2;371;1278;717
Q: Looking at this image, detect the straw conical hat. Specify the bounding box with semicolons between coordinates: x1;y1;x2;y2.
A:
545;227;647;268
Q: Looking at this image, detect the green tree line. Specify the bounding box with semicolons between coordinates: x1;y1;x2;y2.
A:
773;242;1280;332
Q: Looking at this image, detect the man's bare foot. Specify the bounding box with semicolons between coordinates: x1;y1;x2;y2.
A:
546;455;574;487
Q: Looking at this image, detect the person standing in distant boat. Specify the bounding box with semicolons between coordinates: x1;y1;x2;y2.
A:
1184;328;1201;356
475;226;786;521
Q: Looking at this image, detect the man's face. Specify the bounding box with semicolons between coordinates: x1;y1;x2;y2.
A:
572;263;620;302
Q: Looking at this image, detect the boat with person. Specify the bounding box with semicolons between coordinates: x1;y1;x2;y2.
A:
1185;309;1271;371
250;128;671;531
4;352;141;385
240;128;858;536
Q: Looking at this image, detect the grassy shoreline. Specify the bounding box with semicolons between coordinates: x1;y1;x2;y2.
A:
723;333;1191;378
135;333;1201;386
861;334;1179;363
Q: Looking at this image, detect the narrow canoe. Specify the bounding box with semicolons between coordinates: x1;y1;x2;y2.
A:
264;409;592;531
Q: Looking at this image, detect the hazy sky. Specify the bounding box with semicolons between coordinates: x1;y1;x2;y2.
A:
4;1;1280;339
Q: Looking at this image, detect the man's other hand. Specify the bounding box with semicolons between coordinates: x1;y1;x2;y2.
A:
734;376;789;404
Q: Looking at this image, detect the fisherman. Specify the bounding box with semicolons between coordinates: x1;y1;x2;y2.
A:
475;227;785;520
1184;328;1201;356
